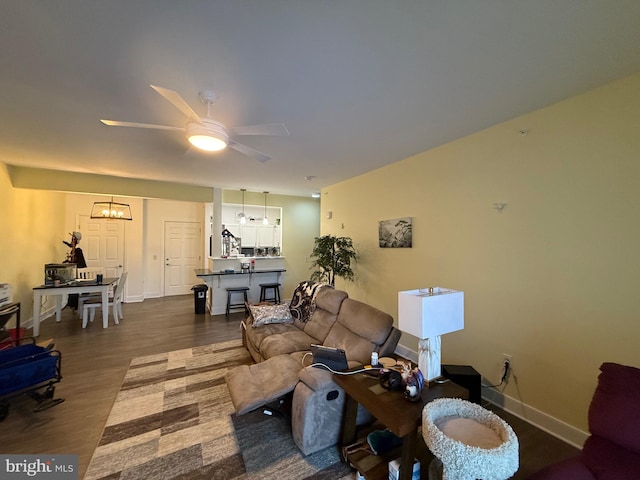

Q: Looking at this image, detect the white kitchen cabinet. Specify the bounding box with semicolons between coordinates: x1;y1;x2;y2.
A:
240;224;257;247
257;225;274;247
222;204;282;248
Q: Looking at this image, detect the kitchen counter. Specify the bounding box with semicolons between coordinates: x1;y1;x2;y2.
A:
195;268;285;277
195;268;286;315
209;256;285;260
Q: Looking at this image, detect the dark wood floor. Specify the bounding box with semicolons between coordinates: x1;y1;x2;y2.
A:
1;296;579;479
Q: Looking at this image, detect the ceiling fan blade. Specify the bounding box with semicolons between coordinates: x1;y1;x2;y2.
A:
230;123;290;137
100;119;185;131
150;85;201;122
228;140;271;163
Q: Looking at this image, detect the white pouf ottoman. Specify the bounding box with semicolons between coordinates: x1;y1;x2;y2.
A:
422;398;519;480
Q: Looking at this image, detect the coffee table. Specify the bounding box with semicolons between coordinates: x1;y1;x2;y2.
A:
334;371;468;480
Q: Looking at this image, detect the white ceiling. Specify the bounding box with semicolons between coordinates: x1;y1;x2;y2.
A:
1;1;639;197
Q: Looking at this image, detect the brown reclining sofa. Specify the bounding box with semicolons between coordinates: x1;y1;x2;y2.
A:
225;283;401;455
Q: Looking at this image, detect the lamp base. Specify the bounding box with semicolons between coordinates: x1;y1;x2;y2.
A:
418;336;442;382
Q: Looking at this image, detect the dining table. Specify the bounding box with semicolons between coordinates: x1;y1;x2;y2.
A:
32;277;119;336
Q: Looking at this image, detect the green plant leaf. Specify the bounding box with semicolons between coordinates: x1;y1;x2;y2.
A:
308;235;357;287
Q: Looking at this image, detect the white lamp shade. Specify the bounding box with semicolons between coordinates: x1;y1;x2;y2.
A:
398;288;464;339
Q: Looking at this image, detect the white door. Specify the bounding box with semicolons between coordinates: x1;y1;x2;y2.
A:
78;215;125;278
164;221;201;296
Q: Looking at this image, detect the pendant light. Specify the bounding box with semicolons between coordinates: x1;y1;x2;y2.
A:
263;191;269;225
90;196;133;220
239;189;247;224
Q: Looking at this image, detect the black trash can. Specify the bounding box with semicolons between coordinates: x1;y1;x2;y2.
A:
191;284;208;314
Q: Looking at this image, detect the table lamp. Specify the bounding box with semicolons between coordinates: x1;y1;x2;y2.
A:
398;287;464;381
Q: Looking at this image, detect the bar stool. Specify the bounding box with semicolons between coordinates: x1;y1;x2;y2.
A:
226;287;250;317
259;283;281;304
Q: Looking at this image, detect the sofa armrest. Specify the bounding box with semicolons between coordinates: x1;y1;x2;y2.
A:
298;365;336;392
293;364;373;455
379;327;402;358
298;363;367;391
241;319;247;347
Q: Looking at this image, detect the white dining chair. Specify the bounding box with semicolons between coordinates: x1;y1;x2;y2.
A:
76;267;110;314
82;272;128;328
76;267;104;280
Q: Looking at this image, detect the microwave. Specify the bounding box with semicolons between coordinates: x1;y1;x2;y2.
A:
44;263;77;285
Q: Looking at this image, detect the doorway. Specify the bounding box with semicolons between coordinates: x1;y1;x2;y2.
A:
78;215;125;278
164;221;201;296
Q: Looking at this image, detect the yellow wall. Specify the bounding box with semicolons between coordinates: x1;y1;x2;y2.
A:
0;163;66;324
321;73;640;434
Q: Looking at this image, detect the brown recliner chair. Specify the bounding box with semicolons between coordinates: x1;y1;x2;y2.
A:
528;362;640;480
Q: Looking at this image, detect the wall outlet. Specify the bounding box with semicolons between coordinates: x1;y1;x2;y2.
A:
501;354;512;383
503;353;512;368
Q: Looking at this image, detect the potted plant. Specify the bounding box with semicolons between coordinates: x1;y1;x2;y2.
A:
309;235;357;287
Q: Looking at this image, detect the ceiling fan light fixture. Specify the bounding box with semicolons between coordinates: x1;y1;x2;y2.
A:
188;134;227;151
101;85;287;161
186;122;228;152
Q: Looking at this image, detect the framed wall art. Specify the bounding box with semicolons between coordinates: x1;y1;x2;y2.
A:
378;217;412;248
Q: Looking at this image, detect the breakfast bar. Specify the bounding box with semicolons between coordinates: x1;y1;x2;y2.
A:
195;266;286;315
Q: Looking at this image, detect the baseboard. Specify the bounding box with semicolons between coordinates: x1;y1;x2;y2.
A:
125;294;144;303
21;305;57;330
482;384;588;449
394;345;588;449
394;344;418;364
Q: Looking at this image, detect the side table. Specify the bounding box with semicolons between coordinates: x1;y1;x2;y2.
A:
334;372;468;480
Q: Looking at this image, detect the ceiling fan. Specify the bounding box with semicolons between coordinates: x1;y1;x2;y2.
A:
100;85;289;162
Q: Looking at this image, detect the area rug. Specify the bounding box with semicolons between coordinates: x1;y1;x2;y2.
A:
84;339;354;480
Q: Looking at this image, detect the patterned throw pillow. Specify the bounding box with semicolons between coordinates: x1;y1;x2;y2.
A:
289;281;326;323
249;302;293;327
